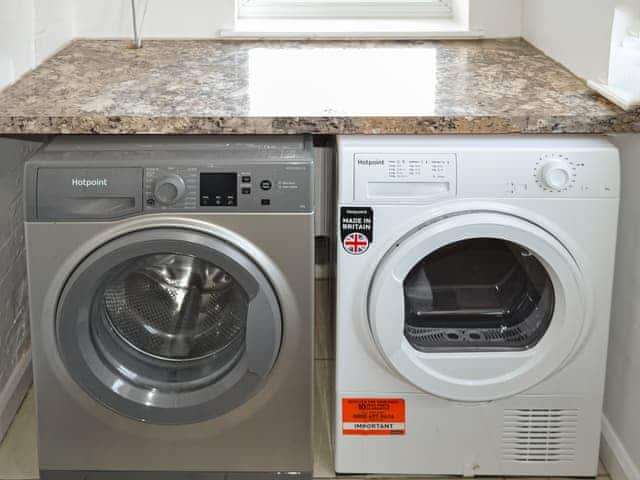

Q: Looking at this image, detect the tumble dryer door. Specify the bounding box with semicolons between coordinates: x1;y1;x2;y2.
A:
56;228;282;424
368;212;587;402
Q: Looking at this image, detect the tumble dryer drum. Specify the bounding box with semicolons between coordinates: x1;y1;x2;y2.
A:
403;238;555;352
56;228;282;424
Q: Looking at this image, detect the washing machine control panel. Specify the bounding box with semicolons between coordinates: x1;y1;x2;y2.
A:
144;163;312;212
24;135;315;221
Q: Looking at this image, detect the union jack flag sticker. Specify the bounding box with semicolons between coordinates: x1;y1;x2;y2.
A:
343;232;369;255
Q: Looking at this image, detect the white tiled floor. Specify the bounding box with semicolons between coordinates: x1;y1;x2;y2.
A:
0;388;38;480
0;281;611;480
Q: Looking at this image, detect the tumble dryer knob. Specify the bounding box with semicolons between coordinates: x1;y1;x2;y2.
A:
153;174;186;205
539;160;572;191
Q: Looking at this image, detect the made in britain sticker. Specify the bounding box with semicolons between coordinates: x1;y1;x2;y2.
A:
342;398;406;436
340;207;373;255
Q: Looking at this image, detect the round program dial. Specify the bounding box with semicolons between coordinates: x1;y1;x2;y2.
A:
534;155;576;192
540;161;572;190
153;174;186;205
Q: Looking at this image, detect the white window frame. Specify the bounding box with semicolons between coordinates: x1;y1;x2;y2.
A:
237;0;454;20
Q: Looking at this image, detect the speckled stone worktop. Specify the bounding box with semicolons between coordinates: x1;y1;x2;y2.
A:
1;38;639;135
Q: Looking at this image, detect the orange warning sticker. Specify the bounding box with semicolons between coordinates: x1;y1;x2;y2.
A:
342;398;406;436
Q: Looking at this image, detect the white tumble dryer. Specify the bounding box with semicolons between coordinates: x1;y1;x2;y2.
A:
335;136;620;477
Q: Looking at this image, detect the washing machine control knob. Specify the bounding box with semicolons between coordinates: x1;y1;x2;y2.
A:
539;160;572;191
153;174;186;205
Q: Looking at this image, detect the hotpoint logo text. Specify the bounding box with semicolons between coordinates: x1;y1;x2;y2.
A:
72;178;109;188
357;159;385;167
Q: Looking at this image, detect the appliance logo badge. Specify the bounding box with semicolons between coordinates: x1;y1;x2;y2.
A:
357;159;384;167
71;178;109;188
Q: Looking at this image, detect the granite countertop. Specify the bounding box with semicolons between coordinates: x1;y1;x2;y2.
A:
0;38;639;135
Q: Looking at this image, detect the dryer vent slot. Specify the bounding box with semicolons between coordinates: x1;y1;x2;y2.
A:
405;321;541;350
502;409;578;463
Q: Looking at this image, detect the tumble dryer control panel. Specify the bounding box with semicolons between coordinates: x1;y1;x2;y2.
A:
458;150;620;198
339;136;620;204
353;153;457;203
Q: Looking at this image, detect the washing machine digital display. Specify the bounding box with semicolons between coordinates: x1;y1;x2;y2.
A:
200;172;238;206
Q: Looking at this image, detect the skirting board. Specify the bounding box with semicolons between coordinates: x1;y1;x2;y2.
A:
0;351;32;444
601;415;640;480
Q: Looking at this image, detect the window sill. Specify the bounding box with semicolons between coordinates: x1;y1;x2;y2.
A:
219;19;484;40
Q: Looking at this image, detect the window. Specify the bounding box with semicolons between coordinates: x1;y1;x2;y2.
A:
226;0;476;38
237;0;453;20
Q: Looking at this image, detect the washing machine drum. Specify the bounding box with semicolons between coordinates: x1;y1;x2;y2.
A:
56;229;282;424
102;254;248;362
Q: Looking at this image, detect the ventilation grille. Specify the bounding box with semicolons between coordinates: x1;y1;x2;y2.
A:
502;409;578;463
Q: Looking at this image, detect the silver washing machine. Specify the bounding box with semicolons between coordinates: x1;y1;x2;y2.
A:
24;136;315;480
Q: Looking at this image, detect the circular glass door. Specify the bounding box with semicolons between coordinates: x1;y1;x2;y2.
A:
368;212;586;402
57;228;282;424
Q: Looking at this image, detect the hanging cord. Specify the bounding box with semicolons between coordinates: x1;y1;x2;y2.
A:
131;0;150;49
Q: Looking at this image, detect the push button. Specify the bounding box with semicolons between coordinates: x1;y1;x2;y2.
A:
260;180;272;191
261;199;271;206
241;175;252;183
241;187;251;195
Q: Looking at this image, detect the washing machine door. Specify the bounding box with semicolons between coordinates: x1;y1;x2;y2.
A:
368;212;587;402
56;228;282;424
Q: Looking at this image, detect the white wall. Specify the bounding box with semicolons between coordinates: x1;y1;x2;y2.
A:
604;134;640;480
0;1;36;89
1;0;523;73
73;0;236;39
72;0;522;39
523;0;639;81
33;0;74;65
0;0;73;90
0;138;42;443
0;0;72;436
471;0;522;38
523;2;640;480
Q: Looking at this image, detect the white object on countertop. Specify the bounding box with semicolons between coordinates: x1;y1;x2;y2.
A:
0;54;15;89
623;31;640;49
588;81;640;110
588;7;640;110
609;16;640;98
